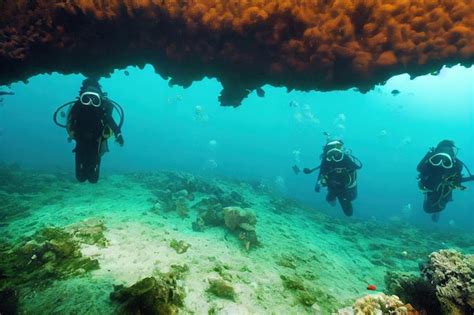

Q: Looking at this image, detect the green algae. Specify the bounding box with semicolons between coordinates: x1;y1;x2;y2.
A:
281;274;306;291
68;218;109;248
277;254;297;269
207;279;236;301
169;239;191;254
0;227;100;291
280;274;339;312
168;264;189;280
110;274;185;315
212;263;233;282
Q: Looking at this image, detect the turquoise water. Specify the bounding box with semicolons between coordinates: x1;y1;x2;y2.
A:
0;64;473;314
1;64;473;229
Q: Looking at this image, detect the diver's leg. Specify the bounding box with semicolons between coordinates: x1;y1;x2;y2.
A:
338;188;355;217
326;188;337;206
74;143;87;183
88;157;101;184
87;138;102;183
423;192;444;213
431;212;440;222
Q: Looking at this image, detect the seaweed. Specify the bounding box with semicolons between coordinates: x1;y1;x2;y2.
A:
280;274;339;312
110;275;185;315
207;278;236;301
0;226;100;292
169;239;191;254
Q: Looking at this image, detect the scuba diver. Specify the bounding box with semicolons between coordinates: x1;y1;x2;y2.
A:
417;140;474;222
54;78;124;183
306;139;362;216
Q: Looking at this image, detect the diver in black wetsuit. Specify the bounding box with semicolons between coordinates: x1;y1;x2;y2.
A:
314;140;362;216
67;78;124;183
417;140;473;222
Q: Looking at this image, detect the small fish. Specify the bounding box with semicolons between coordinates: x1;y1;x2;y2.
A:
391;89;401;96
256;87;265;97
289;100;299;107
367;284;377;291
0;91;14;96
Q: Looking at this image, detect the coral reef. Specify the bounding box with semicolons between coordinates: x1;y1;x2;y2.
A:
110;275;185;315
421;249;474;314
207;278;236;301
2;1;473;105
385;271;440;314
383;249;474;315
352;293;407;315
191;198;258;250
223;206;259;250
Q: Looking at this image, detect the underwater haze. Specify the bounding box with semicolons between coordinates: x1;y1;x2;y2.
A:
0;64;474;314
1;65;473;229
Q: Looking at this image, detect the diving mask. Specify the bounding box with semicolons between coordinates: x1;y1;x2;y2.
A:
80;92;102;107
428;153;453;169
326;148;344;162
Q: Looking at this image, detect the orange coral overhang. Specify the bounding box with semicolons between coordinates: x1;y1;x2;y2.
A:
0;0;473;106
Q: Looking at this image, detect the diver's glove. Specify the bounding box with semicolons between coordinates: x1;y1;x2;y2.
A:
314;183;321;193
116;134;124;146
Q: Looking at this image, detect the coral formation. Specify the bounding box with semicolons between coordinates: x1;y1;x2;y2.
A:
352;293;407;315
383;249;474;315
207;278;236;301
191;198;258;250
2;1;473;105
223;206;259;250
110;275;185;315
421;249;474;314
385;271;440;314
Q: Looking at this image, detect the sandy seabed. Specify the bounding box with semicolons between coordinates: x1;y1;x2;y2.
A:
1;169;473;314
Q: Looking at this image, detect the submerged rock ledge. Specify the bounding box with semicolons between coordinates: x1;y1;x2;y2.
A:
1;1;473;105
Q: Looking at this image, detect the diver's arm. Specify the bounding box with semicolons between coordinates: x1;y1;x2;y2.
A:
347;155;362;171
106;114;121;137
416;153;430;173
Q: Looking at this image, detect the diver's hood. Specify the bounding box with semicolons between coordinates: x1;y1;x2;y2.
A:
324;140;344;151
434;144;455;158
82;86;102;95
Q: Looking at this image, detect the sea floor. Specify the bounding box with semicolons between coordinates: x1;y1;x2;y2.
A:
1;166;473;314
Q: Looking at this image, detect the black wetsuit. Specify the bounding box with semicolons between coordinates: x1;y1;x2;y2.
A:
67;99;120;183
417;152;463;213
318;155;361;216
